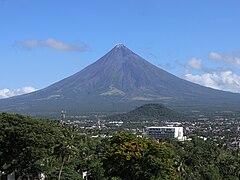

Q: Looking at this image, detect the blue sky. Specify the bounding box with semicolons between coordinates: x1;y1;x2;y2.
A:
1;0;240;98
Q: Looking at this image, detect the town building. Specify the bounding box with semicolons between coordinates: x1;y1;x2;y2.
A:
146;126;184;141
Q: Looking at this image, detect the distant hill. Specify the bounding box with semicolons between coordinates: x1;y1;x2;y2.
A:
108;104;189;122
1;44;240;116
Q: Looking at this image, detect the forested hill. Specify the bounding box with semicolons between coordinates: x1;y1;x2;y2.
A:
108;104;189;122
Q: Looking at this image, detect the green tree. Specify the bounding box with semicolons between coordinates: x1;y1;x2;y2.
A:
171;137;240;180
102;132;178;180
0;113;62;178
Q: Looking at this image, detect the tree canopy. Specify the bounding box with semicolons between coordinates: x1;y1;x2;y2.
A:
102;132;178;180
0;113;239;179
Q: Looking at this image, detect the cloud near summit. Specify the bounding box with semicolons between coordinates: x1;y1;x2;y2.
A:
17;38;88;52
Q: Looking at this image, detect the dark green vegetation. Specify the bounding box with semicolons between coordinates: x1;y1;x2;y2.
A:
1;45;240;116
0;113;239;179
103;132;177;180
171;138;240;180
108;104;189;122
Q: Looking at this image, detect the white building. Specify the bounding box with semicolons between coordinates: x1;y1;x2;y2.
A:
146;126;184;141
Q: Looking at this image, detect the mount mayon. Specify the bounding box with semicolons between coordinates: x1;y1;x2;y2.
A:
1;44;240;116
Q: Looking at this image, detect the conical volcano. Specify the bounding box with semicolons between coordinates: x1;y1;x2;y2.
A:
1;44;240;116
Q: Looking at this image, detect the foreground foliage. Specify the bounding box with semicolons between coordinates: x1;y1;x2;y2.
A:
103;132;177;180
0;113;239;179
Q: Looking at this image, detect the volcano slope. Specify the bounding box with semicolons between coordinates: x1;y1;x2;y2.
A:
1;44;240;116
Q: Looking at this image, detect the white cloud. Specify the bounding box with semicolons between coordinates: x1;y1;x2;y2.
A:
21;39;40;49
209;51;240;68
17;38;88;52
44;38;88;52
185;73;220;90
209;52;222;60
0;86;37;99
186;57;203;70
184;71;240;93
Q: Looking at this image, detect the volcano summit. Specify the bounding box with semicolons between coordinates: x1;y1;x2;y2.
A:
1;44;240;116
